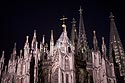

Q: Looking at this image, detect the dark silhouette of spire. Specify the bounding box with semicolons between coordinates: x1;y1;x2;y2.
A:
71;18;77;46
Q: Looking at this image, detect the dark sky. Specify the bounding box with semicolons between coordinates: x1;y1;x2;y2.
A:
0;0;125;59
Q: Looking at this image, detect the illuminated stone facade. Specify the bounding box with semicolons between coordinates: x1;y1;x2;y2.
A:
0;7;125;83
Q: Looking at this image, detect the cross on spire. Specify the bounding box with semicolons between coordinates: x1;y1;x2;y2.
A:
60;15;68;32
109;12;114;20
60;15;68;25
79;6;83;15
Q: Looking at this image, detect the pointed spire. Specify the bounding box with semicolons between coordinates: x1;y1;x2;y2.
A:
2;51;5;58
102;37;105;45
31;30;37;50
33;30;36;38
50;30;54;41
109;12;125;76
50;30;54;57
13;43;17;55
20;49;22;58
102;37;107;58
26;35;29;43
24;35;29;49
93;30;98;51
77;6;88;50
71;18;77;45
60;15;68;32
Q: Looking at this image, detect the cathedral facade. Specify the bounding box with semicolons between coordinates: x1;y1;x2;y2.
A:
0;7;125;83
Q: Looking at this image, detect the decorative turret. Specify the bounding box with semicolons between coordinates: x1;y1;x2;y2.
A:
24;36;30;58
101;37;107;59
109;12;125;82
31;30;37;50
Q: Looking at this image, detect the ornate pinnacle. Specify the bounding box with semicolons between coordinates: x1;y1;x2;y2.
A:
34;30;36;38
42;35;45;44
71;18;76;27
93;30;96;36
102;37;105;45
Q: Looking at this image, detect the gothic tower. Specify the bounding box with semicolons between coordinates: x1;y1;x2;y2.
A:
75;6;92;83
92;31;102;83
109;12;125;83
51;16;75;83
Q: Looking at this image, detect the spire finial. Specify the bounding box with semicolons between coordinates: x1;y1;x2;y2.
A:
2;50;4;56
13;42;16;55
60;15;68;32
34;30;36;37
42;35;45;44
26;35;29;43
2;51;4;58
79;6;83;15
71;18;76;27
102;37;105;45
93;30;96;36
109;12;114;20
51;30;53;41
14;43;16;49
20;49;22;57
93;30;98;51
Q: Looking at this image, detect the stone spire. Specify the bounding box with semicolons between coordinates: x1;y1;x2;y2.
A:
109;12;125;78
10;43;17;60
101;37;107;59
24;36;30;58
31;30;37;50
50;30;54;57
24;36;29;48
1;51;5;60
77;6;88;50
42;35;45;45
13;43;17;55
93;30;98;51
71;18;77;45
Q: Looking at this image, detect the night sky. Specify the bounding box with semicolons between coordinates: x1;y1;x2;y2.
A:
0;0;125;60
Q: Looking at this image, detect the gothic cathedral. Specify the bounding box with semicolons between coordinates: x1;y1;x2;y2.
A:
0;7;125;83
